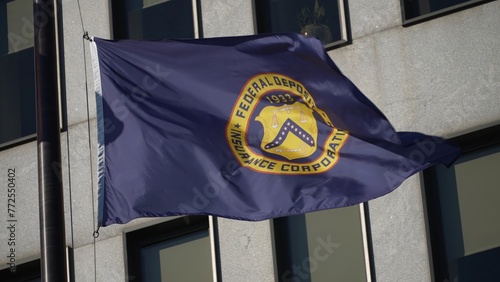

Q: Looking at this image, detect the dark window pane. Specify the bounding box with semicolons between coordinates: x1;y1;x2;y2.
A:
126;216;214;281
255;0;349;49
424;125;500;281
402;0;495;26
141;230;213;281
112;0;198;40
0;48;36;145
0;0;36;147
274;205;369;281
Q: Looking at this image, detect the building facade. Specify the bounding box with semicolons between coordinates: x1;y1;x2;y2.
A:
1;0;499;281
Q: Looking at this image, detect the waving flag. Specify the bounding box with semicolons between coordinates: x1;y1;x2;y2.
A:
91;34;459;226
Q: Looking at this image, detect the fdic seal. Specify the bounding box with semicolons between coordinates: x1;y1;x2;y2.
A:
226;73;348;174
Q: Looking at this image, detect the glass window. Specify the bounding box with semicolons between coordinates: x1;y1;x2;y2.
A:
401;0;495;26
273;205;371;281
126;216;215;282
111;0;202;40
254;0;350;50
423;125;500;281
0;0;36;148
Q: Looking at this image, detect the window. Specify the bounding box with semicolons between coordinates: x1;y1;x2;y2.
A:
273;205;372;281
111;0;202;40
0;259;40;281
254;0;350;50
423;124;500;281
126;216;216;282
401;0;495;26
0;0;36;148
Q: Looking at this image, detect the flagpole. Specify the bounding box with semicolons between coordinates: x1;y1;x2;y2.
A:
33;0;68;281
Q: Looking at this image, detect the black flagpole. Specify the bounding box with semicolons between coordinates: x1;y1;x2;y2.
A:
33;0;68;281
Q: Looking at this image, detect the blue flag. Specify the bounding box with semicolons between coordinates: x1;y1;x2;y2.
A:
91;34;459;226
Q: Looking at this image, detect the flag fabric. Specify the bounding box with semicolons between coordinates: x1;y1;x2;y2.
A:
91;34;459;226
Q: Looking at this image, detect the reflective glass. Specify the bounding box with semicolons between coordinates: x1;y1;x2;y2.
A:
0;0;36;147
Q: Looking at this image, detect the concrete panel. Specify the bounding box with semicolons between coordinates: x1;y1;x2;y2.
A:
0;142;40;264
216;218;276;282
61;0;111;126
348;0;401;40
73;234;126;281
62;121;96;248
399;1;500;136
369;176;431;282
331;1;500;136
201;0;255;38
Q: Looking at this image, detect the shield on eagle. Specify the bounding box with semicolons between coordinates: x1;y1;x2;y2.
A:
255;101;317;160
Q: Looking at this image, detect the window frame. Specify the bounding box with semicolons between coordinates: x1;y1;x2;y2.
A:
422;124;500;281
125;216;216;282
253;0;351;51
110;0;203;40
401;0;496;27
0;0;66;151
272;203;374;281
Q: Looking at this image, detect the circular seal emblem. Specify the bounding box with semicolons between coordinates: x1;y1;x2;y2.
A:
226;73;348;175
